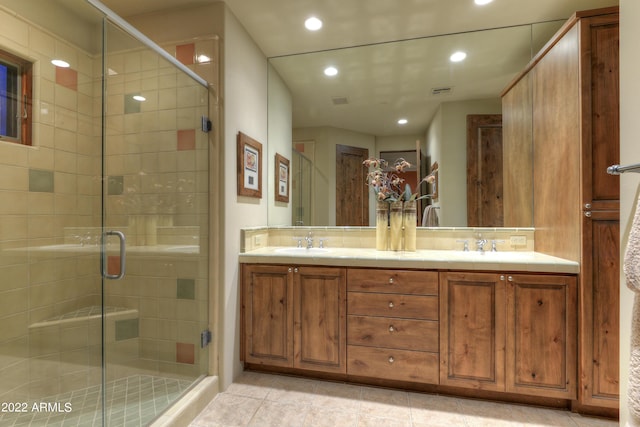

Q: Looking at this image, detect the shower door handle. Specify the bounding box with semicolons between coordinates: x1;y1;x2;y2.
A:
103;230;126;280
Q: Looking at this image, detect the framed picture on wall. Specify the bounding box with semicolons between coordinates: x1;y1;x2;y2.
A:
430;161;439;201
237;132;262;198
275;153;290;203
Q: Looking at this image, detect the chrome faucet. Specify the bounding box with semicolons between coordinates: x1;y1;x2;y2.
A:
476;238;488;253
304;232;314;249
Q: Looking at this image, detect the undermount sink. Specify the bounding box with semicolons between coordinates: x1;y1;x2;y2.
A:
458;251;531;261
275;247;331;255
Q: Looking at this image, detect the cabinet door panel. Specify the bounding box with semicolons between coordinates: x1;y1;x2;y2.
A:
242;265;293;367
294;267;347;373
439;272;505;391
506;274;576;399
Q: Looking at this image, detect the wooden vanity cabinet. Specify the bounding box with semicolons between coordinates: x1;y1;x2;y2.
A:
346;269;440;384
241;264;347;373
502;7;619;411
440;272;577;399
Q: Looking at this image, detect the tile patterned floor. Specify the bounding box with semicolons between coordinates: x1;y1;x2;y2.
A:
190;372;619;427
0;375;192;426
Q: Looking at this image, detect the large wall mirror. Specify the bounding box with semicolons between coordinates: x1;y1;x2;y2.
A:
267;20;565;227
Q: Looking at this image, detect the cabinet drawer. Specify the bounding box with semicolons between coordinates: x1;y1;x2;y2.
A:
348;345;439;384
348;315;438;352
347;269;438;295
348;292;438;320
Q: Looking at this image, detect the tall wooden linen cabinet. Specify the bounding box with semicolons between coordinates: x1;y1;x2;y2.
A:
502;7;619;414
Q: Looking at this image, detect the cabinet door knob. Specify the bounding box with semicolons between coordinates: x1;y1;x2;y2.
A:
500;275;505;281
388;325;395;332
584;211;592;218
584;203;592;209
508;276;513;282
388;301;394;308
294;268;299;273
388;356;395;364
288;267;292;273
388;277;394;284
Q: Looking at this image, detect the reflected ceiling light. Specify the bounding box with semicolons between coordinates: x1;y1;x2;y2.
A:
450;51;467;62
398;118;408;125
324;66;338;76
305;16;323;31
132;95;146;102
107;68;118;76
474;0;494;4
197;54;211;63
51;59;70;68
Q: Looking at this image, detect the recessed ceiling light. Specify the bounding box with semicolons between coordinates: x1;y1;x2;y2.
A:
474;0;493;4
51;59;70;68
324;66;338;77
132;95;146;102
305;16;323;31
398;118;408;125
450;51;467;62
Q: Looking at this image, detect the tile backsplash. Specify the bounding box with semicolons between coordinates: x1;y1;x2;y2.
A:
241;226;535;252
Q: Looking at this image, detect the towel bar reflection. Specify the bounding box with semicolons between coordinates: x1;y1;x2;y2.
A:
607;163;640;175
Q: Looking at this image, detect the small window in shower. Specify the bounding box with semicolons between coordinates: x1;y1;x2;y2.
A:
0;49;32;146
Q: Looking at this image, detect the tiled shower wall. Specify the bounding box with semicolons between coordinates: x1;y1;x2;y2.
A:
102;36;214;380
0;5;214;402
0;6;102;400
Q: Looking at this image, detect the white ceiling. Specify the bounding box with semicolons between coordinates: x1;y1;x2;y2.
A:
101;0;619;136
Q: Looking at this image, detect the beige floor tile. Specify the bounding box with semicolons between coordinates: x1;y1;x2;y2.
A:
359;386;411;421
357;414;412;427
568;413;619;427
226;370;279;399
189;372;620;427
265;375;319;405
303;407;359;427
310;381;362;412
509;405;576;427
409;392;467;426
190;393;262;427
248;400;310;427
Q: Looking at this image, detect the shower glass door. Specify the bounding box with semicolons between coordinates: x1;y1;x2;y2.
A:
101;17;210;426
0;1;209;425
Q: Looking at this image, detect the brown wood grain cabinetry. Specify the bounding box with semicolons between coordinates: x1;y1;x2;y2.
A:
346;268;439;384
506;274;577;399
241;264;347;373
242;264;293;367
502;7;619;411
440;272;576;399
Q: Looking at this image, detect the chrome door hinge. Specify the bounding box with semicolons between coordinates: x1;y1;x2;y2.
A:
201;116;212;133
200;329;212;348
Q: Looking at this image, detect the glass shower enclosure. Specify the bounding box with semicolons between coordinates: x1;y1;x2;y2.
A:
0;0;210;425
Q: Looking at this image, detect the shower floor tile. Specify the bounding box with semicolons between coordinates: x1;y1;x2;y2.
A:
0;375;192;426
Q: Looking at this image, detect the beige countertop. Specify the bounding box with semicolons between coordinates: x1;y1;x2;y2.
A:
239;247;579;274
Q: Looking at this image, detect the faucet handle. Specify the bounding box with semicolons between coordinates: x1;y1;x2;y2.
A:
491;239;505;252
318;238;328;248
456;239;469;252
292;237;303;248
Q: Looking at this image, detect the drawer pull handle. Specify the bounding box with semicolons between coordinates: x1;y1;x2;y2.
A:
388;301;394;308
388;356;395;363
388;277;394;284
388;325;395;332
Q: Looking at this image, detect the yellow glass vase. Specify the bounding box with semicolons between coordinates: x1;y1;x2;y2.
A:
389;201;403;251
375;201;389;251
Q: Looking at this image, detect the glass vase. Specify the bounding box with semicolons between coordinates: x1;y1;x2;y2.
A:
389;200;403;251
403;200;417;251
375;201;389;251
